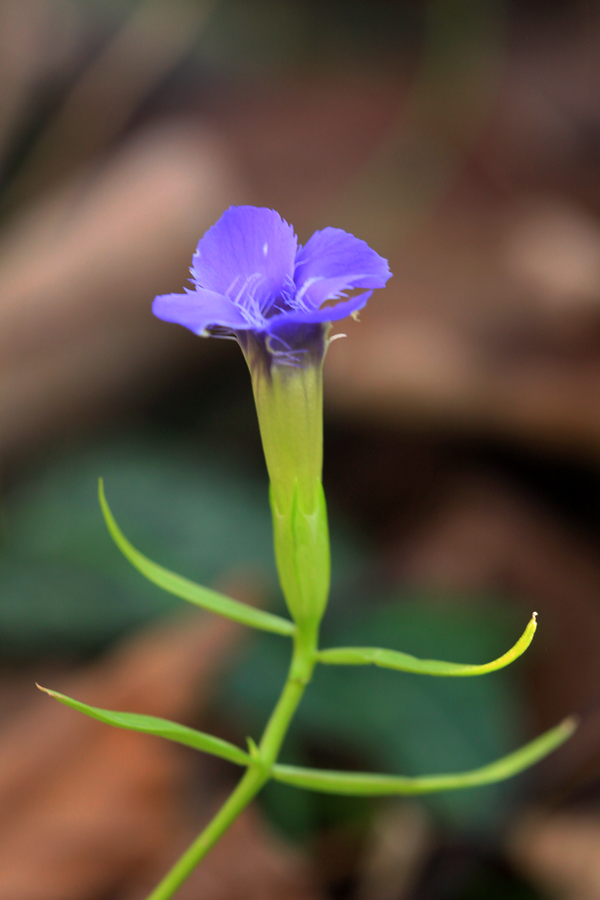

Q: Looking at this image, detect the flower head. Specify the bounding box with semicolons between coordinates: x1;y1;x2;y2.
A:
153;206;390;626
152;205;391;359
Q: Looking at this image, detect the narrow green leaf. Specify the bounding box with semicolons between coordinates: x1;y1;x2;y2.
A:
272;716;577;795
98;479;295;637
317;614;537;676
38;685;252;767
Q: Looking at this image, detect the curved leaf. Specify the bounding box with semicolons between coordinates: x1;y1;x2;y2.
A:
38;686;252;766
99;479;295;637
317;614;537;676
272;716;577;795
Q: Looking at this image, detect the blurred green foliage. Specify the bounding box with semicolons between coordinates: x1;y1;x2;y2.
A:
194;0;423;74
0;437;362;655
0;439;273;654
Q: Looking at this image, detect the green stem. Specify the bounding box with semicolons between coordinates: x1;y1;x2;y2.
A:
145;627;318;900
145;766;266;900
258;624;318;765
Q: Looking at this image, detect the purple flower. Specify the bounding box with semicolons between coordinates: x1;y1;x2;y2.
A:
153;206;391;359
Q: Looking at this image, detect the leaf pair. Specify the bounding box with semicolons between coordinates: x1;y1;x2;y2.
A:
38;685;576;795
99;480;537;678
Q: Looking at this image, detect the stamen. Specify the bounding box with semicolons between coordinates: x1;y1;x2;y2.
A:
225;275;241;298
265;333;307;368
294;276;322;309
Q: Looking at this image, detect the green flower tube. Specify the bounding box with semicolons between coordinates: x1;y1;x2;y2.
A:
240;326;330;629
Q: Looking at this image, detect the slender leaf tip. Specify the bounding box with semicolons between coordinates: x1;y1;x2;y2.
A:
317;612;539;676
36;685;253;766
559;713;579;734
271;714;578;796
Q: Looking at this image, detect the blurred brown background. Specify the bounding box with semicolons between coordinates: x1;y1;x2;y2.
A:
2;1;600;898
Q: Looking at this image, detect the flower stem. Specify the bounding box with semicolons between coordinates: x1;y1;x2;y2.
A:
145;766;266;900
145;627;318;900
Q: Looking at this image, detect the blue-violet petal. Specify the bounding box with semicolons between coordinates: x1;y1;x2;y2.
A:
191;206;297;314
294;226;391;309
152;290;249;334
